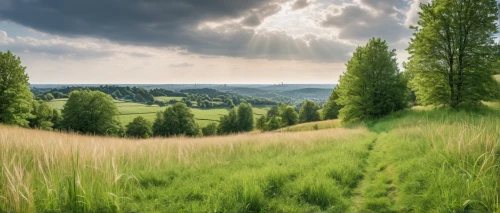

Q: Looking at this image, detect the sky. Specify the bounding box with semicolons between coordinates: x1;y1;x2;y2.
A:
0;0;497;84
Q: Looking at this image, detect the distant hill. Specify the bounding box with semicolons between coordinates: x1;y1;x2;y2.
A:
280;88;333;100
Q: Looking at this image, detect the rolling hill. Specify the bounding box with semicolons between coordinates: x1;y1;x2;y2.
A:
1;107;499;212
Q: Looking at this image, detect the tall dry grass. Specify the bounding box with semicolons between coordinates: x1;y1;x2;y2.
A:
0;125;369;212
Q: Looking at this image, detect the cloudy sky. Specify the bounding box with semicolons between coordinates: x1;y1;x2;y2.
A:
0;0;496;84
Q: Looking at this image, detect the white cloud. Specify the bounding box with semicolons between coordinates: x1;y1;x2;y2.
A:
0;30;14;44
405;0;430;27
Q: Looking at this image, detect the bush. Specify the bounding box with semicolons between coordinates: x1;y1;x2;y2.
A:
201;123;218;136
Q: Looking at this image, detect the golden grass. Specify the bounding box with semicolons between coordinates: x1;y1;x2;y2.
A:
0;124;368;211
278;119;341;132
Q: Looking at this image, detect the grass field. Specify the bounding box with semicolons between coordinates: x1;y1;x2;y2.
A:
153;96;183;102
46;99;271;127
279;119;341;132
1;106;499;212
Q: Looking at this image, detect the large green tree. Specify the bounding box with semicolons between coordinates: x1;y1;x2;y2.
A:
126;116;153;139
322;87;341;120
218;109;239;134
0;51;33;127
153;102;199;137
337;38;407;124
61;90;122;135
298;100;321;123
237;102;254;132
406;0;499;108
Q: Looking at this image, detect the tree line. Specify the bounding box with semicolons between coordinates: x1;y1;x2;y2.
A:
321;0;500;124
0;50;322;138
1;0;499;136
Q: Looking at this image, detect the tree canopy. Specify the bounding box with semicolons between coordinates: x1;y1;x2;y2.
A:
281;106;298;126
28;100;55;131
406;0;499;108
298;100;321;123
237;102;254;132
218;109;239;134
153;102;199;137
218;103;255;134
322;88;341;120
0;51;33;127
61;90;123;135
337;38;407;124
201;123;218;136
126;116;153;139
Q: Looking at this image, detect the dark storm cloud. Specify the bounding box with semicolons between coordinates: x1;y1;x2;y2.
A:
0;31;115;59
0;0;356;62
240;4;282;27
0;0;285;45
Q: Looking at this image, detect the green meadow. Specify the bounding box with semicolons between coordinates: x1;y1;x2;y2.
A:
46;98;271;127
2;105;499;212
153;96;183;102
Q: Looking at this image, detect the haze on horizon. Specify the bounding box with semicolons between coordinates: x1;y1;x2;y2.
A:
0;0;497;84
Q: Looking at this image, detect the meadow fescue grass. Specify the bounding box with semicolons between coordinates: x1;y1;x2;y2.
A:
0;125;374;212
279;119;341;132
2;106;499;212
357;108;500;212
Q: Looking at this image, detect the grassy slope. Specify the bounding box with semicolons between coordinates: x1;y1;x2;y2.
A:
279;119;341;132
0;126;376;212
46;99;270;127
153;96;183;102
1;107;499;212
356;108;500;212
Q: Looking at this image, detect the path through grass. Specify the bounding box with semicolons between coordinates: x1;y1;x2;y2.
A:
1;107;499;212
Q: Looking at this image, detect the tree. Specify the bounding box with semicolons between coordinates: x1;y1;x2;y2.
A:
126;116;153;139
28;100;55;130
51;109;62;130
298;100;321;123
45;93;55;101
255;116;268;131
237;102;254;132
202;123;218;136
0;51;33;127
185;100;193;107
153;102;199;137
280;106;298;126
218;109;239;134
203;100;211;108
267;116;283;131
152;112;164;135
337;38;407;124
406;0;499;108
61;90;123;135
322;88;341;120
267;106;280;118
134;93;146;102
